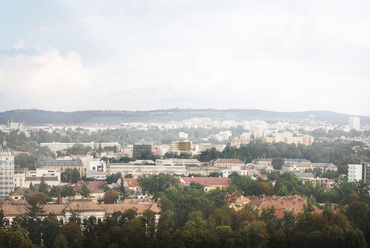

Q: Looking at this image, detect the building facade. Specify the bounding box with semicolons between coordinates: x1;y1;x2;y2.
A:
0;151;14;199
348;164;363;182
349;117;361;131
171;141;192;155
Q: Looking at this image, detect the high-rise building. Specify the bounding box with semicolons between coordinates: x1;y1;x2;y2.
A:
348;164;363;182
363;163;370;184
0;151;15;199
349;117;361;131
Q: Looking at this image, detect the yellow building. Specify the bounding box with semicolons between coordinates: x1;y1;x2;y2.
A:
171;141;192;155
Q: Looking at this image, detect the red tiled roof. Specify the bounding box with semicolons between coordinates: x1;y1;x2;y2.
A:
123;178;139;187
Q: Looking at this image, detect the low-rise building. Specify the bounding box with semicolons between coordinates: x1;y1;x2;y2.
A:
185;166;221;176
0;198;161;224
86;160;107;180
282;162;338;173
36;153;85;177
107;163;186;178
179;176;229;192
210;159;244;168
156;158;201;166
247;195;307;212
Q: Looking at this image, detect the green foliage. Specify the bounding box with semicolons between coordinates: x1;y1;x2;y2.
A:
104;190;119;204
138;173;179;196
25;193;47;218
60;185;76;197
80;184;91;198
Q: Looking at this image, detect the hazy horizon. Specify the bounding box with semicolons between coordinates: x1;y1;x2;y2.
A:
1;1;369;115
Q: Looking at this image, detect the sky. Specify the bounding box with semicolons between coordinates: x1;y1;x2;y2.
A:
0;0;369;115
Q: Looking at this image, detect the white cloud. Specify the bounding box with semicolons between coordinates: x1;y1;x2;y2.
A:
1;46;92;95
12;39;25;50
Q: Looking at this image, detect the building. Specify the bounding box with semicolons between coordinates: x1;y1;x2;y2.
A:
362;163;370;184
211;159;244;168
179;176;229;191
123;145;133;158
86;160;107;180
185;166;221;176
348;164;363;182
195;143;226;153
282;162;338;173
171;141;192;155
349;117;361;131
36;153;85;177
107;163;186;178
252;158;273;166
0;199;161;224
252;158;311;166
247;195;307;212
156;158;201;166
230;138;253;148
178;132;188;139
133;140;153;158
0;151;15;199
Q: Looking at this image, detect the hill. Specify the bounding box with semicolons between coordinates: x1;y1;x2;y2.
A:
0;109;369;125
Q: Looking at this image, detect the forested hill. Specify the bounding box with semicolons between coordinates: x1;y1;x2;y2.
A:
0;109;369;125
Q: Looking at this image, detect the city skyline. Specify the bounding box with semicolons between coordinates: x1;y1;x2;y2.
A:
1;1;369;115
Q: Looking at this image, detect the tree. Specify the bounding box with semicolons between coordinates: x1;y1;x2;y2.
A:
138;173;179;195
80;184;91;198
61;185;76;197
104;190;119;204
53;234;69;248
8;221;35;248
272;157;284;170
60;222;82;248
39;177;48;194
25;193;47;218
71;168;80;183
41;214;61;248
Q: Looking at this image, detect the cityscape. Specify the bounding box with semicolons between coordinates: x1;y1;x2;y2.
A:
1;0;370;247
1;113;370;247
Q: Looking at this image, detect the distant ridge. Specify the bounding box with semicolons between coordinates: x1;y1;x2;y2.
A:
0;109;369;125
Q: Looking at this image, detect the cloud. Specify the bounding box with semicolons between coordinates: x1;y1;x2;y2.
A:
0;45;96;111
12;39;25;50
0;46;92;95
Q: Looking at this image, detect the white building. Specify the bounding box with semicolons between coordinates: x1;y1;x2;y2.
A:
348;164;363;182
86;160;107;180
349;117;361;131
0;151;15;199
14;168;61;188
107;163;186;177
179;132;189;139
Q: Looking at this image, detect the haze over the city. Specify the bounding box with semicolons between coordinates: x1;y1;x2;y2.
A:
0;1;369;115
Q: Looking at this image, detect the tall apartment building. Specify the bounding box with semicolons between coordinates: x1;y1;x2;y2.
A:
0;151;15;199
348;164;363;182
349;117;361;131
362;163;370;183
